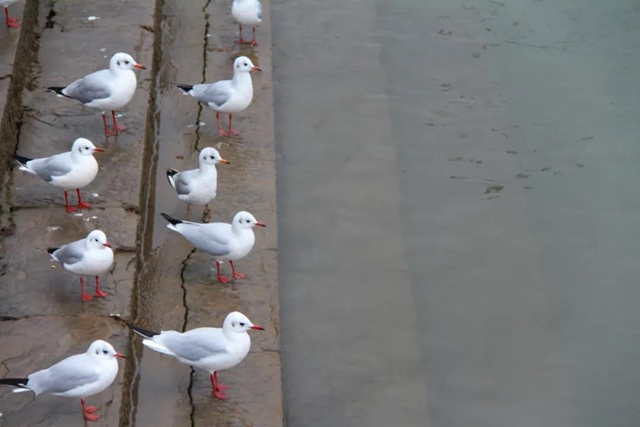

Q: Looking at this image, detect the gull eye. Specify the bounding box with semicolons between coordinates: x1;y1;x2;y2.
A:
125;60;130;65
103;350;108;354
244;63;248;66
239;322;245;327
117;61;120;66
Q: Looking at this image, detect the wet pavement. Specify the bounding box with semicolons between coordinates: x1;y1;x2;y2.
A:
275;0;640;426
0;0;281;426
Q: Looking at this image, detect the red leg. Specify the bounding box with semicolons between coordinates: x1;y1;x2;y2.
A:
216;261;230;284
103;113;117;137
5;7;19;28
228;114;241;136
64;190;78;213
216;113;229;137
94;276;108;298
230;261;246;280
80;277;93;301
76;188;91;209
111;110;127;132
211;372;229;400
214;372;231;391
81;398;100;421
250;26;258;46
236;24;246;44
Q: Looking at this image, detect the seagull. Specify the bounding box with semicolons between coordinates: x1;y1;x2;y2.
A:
48;230;114;301
177;56;261;137
231;0;262;46
13;137;104;213
1;0;20;28
160;211;265;283
47;53;146;137
166;147;230;217
0;340;125;422
115;311;263;400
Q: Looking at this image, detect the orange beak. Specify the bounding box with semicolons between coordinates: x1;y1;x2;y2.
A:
133;63;146;70
219;158;230;164
250;325;265;330
115;353;126;359
103;242;112;248
251;66;262;72
255;221;266;227
93;147;105;153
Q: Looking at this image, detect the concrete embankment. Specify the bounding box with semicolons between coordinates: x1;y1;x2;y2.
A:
0;0;282;426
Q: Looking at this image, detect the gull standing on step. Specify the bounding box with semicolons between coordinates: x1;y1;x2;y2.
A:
231;0;262;46
160;211;265;283
47;52;146;137
178;56;260;137
1;0;21;28
48;230;114;301
0;340;125;422
13;137;104;213
166;147;230;217
115;311;263;400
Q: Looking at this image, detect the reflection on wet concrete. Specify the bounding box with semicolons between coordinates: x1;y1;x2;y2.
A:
277;0;640;426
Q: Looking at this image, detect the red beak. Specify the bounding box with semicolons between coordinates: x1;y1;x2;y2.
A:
93;147;105;152
250;325;265;331
255;222;266;227
252;66;262;72
133;63;146;70
103;242;112;248
115;353;126;359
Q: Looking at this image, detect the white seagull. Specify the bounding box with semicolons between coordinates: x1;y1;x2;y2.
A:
47;52;146;137
0;340;125;422
177;56;260;137
166;147;230;217
14;137;104;213
160;211;265;283
48;230;114;301
231;0;262;46
121;311;263;400
1;0;20;28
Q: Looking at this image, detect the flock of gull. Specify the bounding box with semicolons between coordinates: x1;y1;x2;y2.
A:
1;0;267;421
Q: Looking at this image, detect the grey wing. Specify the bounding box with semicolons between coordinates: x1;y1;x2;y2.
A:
63;70;112;104
178;223;232;256
159;329;228;362
256;0;262;19
174;170;195;196
30;354;100;394
192;82;231;108
52;240;85;266
30;153;73;182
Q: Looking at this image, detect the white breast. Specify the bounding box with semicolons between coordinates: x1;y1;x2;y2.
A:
66;248;114;276
50;157;99;190
231;0;261;26
195;334;251;373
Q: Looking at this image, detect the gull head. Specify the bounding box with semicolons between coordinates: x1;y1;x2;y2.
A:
234;56;261;73
224;311;265;333
87;340;126;360
72;138;104;157
232;211;266;229
110;52;146;72
199;147;230;167
85;230;112;250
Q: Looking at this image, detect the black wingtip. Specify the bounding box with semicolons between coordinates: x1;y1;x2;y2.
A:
177;84;194;93
109;314;158;338
160;213;183;226
47;247;59;255
166;169;179;178
13;154;32;165
47;86;67;96
0;378;29;388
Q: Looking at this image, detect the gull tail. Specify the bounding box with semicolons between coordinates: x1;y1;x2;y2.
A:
13;154;37;175
177;84;194;94
166;169;179;190
47;86;70;97
142;339;175;357
0;378;31;393
160;213;182;232
47;247;60;262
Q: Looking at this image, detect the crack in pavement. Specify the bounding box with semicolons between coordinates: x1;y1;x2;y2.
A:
180;247;197;427
194;0;212;152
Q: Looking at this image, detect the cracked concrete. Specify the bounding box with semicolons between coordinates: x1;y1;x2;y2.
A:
0;0;281;425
